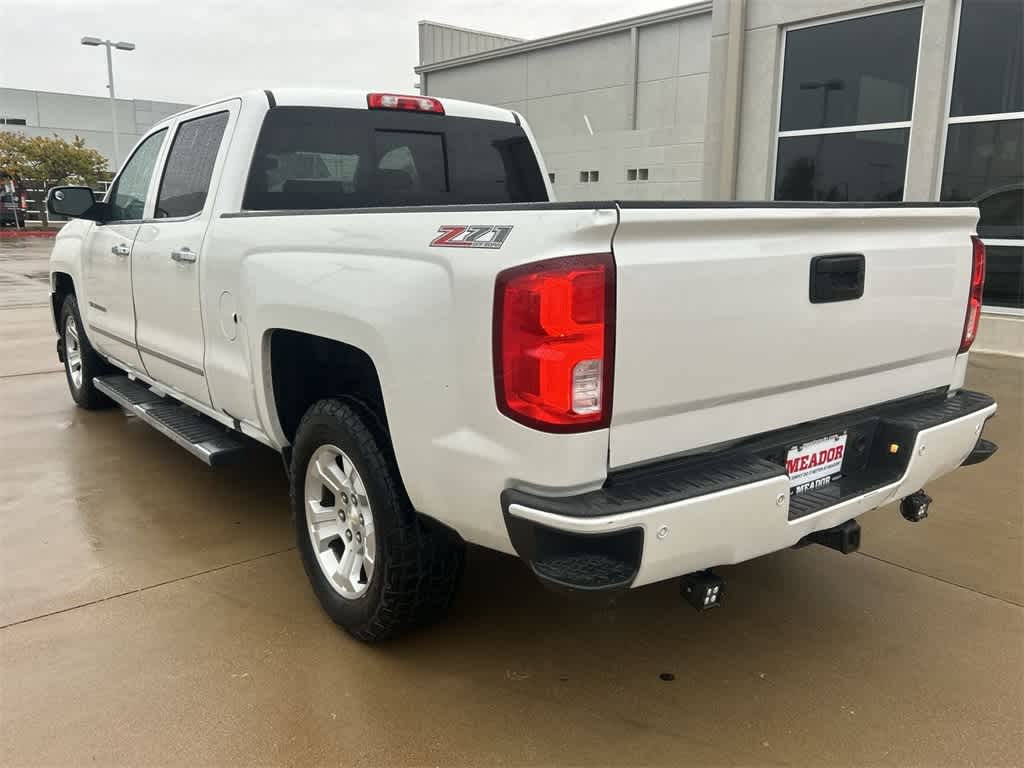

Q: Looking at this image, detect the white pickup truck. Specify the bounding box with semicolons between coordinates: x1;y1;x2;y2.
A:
47;89;998;640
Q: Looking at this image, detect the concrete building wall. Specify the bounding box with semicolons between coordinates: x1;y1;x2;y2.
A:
709;0;960;202
0;87;192;168
418;9;712;201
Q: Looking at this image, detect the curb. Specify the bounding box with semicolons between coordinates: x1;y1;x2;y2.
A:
0;230;58;238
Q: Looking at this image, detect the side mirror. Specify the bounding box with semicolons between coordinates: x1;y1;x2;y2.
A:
47;186;103;221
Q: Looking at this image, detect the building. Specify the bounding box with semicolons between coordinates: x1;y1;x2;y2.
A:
0;87;191;168
416;0;1023;351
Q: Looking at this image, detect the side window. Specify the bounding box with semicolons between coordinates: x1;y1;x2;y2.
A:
155;111;229;218
107;129;166;221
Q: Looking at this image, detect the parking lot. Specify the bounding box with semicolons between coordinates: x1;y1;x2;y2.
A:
1;236;1021;766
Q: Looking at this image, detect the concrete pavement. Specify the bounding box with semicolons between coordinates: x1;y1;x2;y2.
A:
2;238;1021;766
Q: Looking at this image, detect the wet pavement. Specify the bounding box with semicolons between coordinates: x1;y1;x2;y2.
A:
2;239;1022;766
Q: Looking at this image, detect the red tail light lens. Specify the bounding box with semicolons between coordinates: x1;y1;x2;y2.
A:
494;254;615;432
960;235;986;353
367;93;444;114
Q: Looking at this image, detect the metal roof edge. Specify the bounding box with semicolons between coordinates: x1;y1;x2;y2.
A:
417;19;526;42
415;1;713;73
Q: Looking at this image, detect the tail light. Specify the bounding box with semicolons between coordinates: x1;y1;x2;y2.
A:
367;93;444;114
959;236;986;353
493;253;615;432
18;191;27;211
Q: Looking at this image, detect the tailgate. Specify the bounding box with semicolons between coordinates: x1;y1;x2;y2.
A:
609;203;979;469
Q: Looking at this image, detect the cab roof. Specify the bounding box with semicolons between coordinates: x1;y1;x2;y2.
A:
167;88;518;124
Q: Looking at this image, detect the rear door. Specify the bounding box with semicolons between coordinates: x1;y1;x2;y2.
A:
608;203;979;468
131;104;235;406
82;128;168;369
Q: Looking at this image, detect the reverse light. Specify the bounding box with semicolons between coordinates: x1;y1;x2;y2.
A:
367;93;444;114
493;253;615;432
959;235;986;353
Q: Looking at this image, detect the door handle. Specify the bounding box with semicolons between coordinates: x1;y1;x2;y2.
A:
111;243;130;257
170;247;197;264
809;253;865;303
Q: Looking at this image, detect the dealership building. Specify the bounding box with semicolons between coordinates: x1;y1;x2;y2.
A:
0;0;1019;350
416;0;1023;348
0;87;190;169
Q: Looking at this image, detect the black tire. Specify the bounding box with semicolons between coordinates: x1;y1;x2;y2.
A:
59;294;113;409
290;398;465;642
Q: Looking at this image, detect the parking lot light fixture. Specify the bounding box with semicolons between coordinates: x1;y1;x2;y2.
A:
80;36;136;169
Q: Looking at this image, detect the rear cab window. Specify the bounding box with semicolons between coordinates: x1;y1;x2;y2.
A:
242;107;547;210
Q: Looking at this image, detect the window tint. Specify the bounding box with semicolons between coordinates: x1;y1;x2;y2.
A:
779;8;922;131
775;129;909;202
243;107;547;210
941;120;1024;239
108;129;166;221
982;245;1024;309
155;111;229;218
950;0;1023;117
372;130;447;204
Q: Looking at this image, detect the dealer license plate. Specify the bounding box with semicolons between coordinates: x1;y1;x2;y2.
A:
786;433;848;495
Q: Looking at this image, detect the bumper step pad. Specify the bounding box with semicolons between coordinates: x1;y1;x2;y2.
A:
94;375;246;466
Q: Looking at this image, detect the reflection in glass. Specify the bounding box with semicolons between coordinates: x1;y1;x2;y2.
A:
779;8;921;131
775;129;909;201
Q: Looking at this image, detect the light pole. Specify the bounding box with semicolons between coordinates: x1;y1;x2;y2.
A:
81;36;135;170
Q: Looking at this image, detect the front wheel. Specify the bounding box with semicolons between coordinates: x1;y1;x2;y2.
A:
290;398;464;642
60;294;112;409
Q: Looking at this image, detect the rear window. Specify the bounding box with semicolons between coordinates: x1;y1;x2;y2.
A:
243;107;548;210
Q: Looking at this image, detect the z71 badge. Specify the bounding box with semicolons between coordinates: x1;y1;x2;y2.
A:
430;225;513;249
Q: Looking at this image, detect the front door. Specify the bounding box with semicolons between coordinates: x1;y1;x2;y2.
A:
131;107;233;406
82;129;167;369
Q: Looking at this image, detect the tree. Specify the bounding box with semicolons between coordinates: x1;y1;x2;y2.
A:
0;131;108;225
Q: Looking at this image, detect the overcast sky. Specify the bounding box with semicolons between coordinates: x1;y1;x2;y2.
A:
3;0;689;105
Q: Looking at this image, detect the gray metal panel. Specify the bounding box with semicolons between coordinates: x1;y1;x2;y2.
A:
418;21;523;66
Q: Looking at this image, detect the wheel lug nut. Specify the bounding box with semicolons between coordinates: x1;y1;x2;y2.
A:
356;531;362;543
345;529;352;541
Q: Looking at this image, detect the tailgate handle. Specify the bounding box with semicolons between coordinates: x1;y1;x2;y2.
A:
809;254;865;303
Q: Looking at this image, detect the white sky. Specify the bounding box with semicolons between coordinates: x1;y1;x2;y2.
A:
2;0;690;105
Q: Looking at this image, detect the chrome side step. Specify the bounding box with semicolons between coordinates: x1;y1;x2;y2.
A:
94;374;246;466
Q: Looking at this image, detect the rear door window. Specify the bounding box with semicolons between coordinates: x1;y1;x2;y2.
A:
155;111;229;218
243;107;546;210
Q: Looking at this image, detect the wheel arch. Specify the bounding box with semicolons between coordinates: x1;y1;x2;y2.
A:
267;329;389;446
50;271;75;332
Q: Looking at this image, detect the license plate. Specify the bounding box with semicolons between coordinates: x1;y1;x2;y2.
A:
786;433;847;495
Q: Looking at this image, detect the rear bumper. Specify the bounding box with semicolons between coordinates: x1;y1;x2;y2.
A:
503;390;997;591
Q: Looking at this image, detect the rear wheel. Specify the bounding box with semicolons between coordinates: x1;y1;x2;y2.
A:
60;294;112;409
290;398;464;642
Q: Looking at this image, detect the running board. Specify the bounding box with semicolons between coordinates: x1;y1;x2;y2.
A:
94;374;246;466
